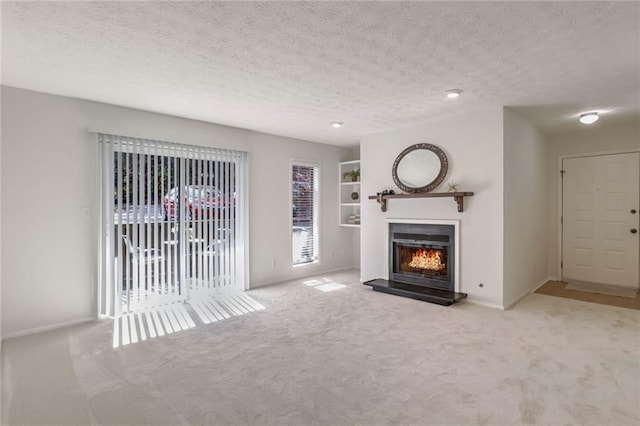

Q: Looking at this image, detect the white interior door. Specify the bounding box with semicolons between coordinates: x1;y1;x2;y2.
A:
562;152;639;288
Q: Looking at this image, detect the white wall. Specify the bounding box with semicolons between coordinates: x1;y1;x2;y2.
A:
0;80;3;346
503;108;550;307
546;121;640;279
360;107;505;307
347;146;361;270
243;130;358;285
1;86;355;337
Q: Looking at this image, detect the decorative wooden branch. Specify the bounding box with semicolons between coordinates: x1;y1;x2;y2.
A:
368;192;474;213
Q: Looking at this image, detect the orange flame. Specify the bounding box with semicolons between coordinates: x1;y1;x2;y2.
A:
408;249;445;271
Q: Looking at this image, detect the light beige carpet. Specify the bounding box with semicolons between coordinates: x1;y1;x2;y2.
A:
2;270;639;425
565;280;638;299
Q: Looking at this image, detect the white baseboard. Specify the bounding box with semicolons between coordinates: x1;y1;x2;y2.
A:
301;266;357;276
531;276;553;292
360;274;373;283
465;298;504;310
503;276;553;310
2;317;96;341
249;266;357;289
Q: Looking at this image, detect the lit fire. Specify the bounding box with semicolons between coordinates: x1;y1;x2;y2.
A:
408;249;445;271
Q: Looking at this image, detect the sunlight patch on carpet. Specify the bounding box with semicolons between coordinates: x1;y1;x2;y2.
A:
188;291;265;324
112;303;196;348
112;292;265;348
303;277;347;292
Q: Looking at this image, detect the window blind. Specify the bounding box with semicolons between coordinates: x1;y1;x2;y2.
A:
98;134;248;319
291;163;319;265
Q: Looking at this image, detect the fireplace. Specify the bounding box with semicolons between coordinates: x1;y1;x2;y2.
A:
389;222;455;291
365;219;465;305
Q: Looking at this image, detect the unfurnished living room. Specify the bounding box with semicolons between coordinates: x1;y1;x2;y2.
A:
1;2;639;425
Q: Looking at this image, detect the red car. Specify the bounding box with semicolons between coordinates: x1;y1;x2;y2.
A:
162;186;230;220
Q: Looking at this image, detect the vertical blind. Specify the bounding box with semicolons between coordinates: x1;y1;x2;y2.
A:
291;162;319;265
98;134;248;318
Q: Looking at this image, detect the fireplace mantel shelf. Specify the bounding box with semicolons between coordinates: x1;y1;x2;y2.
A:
368;191;474;213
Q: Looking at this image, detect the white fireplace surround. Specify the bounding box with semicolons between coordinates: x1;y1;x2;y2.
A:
384;218;461;293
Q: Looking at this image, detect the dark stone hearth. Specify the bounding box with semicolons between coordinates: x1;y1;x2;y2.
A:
364;279;467;306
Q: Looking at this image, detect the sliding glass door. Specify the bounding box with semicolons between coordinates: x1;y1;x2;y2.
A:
98;134;248;318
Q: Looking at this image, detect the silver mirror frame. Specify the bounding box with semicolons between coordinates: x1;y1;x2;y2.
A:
391;143;448;193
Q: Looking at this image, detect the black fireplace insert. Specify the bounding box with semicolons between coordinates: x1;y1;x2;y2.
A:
389;222;455;291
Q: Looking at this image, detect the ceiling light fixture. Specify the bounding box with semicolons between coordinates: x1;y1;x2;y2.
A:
331;121;344;128
579;112;599;124
445;89;463;99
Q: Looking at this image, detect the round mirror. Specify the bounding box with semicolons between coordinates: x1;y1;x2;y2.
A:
392;143;448;193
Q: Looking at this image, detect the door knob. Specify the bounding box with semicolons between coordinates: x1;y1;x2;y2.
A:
632;229;638;234
632;209;637;214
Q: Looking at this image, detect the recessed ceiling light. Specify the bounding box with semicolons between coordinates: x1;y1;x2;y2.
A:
445;89;463;99
579;112;599;124
331;121;344;128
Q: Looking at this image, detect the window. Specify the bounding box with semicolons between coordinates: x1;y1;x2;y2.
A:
291;162;319;266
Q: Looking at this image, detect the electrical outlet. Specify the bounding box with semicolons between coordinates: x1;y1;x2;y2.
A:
271;258;276;267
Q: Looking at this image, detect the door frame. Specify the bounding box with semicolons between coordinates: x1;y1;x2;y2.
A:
557;149;640;281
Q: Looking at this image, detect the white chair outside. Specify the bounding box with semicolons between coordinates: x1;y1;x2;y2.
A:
122;234;165;293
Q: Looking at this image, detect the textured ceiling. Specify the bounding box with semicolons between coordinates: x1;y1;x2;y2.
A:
2;2;639;146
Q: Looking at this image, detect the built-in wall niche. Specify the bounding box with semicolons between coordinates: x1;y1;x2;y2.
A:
339;160;360;227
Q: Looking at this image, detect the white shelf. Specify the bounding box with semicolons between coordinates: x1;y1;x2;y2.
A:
339;160;361;228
